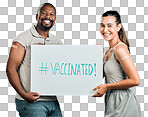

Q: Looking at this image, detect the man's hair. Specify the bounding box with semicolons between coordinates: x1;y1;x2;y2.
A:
37;3;56;14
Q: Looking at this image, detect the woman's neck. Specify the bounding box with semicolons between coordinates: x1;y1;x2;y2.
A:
108;36;121;49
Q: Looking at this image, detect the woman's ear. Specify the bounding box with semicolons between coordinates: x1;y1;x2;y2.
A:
117;24;121;31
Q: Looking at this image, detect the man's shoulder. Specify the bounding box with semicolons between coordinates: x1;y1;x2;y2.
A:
13;27;33;47
16;28;31;39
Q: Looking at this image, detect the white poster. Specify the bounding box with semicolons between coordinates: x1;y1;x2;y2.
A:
31;45;103;96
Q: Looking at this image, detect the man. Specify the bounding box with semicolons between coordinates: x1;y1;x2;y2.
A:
6;3;63;117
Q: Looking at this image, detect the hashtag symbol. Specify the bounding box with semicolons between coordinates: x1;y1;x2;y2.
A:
39;62;49;75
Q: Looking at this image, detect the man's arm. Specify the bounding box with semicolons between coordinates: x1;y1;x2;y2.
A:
6;42;40;103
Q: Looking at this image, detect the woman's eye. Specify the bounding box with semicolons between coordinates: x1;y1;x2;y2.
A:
100;24;104;27
108;25;112;27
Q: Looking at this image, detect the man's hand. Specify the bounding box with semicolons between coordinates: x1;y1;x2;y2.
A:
22;92;40;103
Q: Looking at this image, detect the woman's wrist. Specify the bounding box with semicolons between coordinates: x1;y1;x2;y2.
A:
106;84;111;90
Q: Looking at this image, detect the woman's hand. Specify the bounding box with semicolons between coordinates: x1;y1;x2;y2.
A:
92;84;108;97
96;43;106;61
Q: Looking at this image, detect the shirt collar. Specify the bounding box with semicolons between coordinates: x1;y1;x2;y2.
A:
30;25;50;40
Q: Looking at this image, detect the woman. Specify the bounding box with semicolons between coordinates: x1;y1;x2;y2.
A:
93;10;141;117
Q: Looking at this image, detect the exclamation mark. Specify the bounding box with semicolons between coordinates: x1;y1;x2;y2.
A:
94;63;96;76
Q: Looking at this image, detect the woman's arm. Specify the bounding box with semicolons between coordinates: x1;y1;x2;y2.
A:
93;44;140;97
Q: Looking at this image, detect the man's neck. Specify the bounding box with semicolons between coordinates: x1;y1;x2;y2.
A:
35;26;49;39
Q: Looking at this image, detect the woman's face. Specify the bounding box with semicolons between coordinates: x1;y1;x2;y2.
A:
100;16;120;41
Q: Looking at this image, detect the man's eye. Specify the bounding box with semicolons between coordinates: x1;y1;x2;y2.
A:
50;14;55;16
41;12;46;14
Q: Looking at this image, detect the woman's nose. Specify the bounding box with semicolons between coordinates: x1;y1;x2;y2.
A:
104;26;108;32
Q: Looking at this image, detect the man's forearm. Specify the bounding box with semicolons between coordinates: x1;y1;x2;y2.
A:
6;69;26;98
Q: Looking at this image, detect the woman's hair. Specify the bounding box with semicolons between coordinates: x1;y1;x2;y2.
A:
102;10;130;52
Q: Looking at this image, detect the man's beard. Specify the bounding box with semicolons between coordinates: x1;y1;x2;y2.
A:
40;18;54;31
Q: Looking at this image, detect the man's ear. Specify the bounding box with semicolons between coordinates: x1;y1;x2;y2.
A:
117;24;121;31
36;14;38;21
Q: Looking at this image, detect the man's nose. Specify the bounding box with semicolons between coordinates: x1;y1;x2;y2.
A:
45;14;52;19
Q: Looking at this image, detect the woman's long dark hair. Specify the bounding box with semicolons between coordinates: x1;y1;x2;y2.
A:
102;10;130;52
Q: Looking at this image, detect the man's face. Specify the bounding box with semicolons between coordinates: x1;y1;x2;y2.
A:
36;5;56;31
